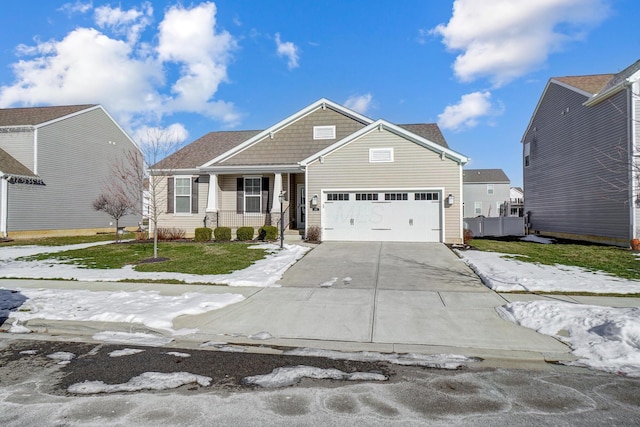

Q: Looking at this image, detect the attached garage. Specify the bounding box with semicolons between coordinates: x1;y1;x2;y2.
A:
322;190;442;242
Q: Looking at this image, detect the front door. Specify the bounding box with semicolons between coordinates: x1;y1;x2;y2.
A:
297;184;305;229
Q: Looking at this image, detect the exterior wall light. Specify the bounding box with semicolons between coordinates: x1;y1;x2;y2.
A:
447;194;454;205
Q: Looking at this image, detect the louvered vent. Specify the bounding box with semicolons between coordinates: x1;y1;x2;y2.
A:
369;148;394;163
313;125;336;140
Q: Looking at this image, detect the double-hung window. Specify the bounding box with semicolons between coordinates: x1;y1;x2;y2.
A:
244;177;262;214
175;177;191;214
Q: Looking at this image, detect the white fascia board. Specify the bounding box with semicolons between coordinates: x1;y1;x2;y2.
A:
199;164;302;174
521;79;555;143
301;119;468;166
148;167;200;176
199;98;374;168
584;80;631;107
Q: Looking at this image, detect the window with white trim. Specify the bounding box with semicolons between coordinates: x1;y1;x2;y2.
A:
244;177;261;214
313;125;336;140
385;193;408;201
415;192;439;201
355;193;379;201
487;184;494;195
175;177;191;213
327;193;349;201
369;148;394;163
474;202;482;215
524;142;531;167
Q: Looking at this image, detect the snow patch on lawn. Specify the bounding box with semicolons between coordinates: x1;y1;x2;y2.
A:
242;365;387;388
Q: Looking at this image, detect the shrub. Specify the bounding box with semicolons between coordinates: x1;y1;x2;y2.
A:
236;226;255;241
194;227;212;242
463;228;473;245
157;227;186;241
306;226;321;242
259;225;278;240
214;227;231;241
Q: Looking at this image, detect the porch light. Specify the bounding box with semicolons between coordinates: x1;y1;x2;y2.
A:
447;194;454;205
311;194;318;208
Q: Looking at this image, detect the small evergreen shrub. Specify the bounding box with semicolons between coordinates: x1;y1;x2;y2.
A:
306;226;321;242
157;227;186;241
214;227;231;241
194;227;212;242
259;225;278;240
236;226;255;241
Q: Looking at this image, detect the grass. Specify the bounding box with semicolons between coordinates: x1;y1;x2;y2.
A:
22;241;268;275
1;233;135;246
469;238;640;281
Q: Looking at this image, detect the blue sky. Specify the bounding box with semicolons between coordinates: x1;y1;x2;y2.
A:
1;0;639;187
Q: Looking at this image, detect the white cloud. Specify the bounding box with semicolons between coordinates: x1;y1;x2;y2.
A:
95;2;153;45
344;93;373;115
0;2;240;136
432;0;610;86
59;1;93;15
275;33;300;69
134;123;189;147
438;91;494;131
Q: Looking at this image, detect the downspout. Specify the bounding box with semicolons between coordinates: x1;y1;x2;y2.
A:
33;127;38;175
628;83;637;241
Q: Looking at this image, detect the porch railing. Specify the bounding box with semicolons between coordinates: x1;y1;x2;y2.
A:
206;209;291;231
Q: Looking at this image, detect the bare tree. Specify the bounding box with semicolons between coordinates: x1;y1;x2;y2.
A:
108;128;187;259
92;193;136;242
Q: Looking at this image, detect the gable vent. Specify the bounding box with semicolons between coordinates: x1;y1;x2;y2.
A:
313;125;336;140
369;148;394;163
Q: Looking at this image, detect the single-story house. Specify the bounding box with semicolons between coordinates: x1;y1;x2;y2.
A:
0;105;141;238
151;98;468;243
462;169;511;218
522;59;640;246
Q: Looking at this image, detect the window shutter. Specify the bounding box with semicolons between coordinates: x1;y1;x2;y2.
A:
236;178;244;213
167;177;174;213
262;177;270;213
191;177;198;213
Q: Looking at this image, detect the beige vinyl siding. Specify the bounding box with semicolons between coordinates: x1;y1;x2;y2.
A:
634;83;640;238
222;108;367;166
0;128;35;172
7;108;140;232
307;128;463;243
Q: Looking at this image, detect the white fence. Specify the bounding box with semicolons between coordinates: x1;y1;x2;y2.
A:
464;217;524;237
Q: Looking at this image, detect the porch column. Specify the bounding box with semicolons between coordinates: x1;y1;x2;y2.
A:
271;173;283;212
206;173;218;212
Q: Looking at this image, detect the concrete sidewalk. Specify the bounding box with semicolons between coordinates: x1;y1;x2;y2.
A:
2;242;639;369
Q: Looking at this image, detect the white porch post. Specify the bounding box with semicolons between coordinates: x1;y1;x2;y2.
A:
271;173;283;212
206;173;218;212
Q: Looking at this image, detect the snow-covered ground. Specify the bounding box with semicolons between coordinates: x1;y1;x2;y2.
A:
1;238;640;377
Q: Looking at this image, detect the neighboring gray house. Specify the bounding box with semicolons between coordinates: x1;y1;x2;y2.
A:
0;105;141;238
151;98;469;243
463;169;510;218
522;59;640;246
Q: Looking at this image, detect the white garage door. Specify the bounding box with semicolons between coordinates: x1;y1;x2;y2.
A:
322;191;442;242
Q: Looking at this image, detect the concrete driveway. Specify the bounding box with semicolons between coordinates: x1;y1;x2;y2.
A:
177;242;571;366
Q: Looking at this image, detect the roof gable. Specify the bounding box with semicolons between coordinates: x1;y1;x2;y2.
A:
0;147;36;177
201;98;373;168
463;168;509;183
0;104;98;127
300;119;467;166
552;75;614;96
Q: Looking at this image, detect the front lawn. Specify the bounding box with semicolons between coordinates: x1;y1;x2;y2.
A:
1;233;135;246
22;242;268;275
470;238;640;280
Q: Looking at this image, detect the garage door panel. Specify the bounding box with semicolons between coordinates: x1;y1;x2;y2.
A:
323;191;442;242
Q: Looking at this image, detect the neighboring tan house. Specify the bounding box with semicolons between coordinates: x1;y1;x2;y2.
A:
0;105;141;238
151;98;469;243
463;169;510;218
522;59;640;246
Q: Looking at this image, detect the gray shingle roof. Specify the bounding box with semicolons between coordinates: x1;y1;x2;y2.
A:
463;169;509;183
398;123;449;148
553;75;614;94
152;130;261;170
154;122;449;170
0;147;36;177
0;105;97;126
